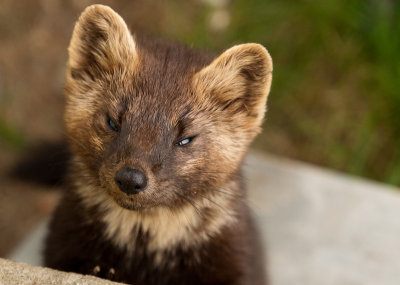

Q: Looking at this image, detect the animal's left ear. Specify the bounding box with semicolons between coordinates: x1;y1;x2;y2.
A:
193;44;273;129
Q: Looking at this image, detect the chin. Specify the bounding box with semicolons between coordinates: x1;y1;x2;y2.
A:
112;194;159;211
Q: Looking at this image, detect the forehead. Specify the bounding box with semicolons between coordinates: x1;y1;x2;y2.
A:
127;40;212;113
113;39;213;131
134;37;213;90
136;37;213;72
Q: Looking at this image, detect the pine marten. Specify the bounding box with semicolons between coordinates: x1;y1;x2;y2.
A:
44;4;273;285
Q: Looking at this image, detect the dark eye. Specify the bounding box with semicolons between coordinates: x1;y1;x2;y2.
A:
175;136;195;147
107;117;119;132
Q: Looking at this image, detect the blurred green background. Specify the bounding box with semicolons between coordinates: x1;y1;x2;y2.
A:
1;0;400;185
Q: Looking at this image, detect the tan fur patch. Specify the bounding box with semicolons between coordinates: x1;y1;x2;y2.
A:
192;43;273;133
68;5;137;74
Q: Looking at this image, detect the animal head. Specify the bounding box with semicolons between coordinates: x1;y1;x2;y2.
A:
65;5;273;211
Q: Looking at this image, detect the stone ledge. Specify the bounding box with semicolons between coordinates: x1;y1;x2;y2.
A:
0;258;124;285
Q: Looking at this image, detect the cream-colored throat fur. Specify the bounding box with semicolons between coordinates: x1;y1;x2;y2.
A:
76;184;238;254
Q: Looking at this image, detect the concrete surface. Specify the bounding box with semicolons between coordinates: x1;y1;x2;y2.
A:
8;219;48;267
0;258;123;285
6;151;400;284
245;151;400;285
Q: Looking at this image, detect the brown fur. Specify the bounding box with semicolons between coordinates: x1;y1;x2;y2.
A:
45;4;273;285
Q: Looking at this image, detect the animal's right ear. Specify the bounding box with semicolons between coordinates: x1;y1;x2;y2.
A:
67;5;137;82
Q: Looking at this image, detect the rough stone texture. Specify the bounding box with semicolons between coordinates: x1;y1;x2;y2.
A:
0;258;124;285
6;151;400;284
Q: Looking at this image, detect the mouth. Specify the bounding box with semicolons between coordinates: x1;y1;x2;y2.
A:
109;189;164;211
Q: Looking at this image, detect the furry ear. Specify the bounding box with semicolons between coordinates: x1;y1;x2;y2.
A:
67;4;136;81
193;44;273;129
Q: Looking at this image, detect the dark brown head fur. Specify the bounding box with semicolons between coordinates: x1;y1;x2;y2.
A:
65;4;272;212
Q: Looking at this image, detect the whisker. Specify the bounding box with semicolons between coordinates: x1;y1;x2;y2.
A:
194;192;235;215
172;190;203;218
212;188;244;199
193;171;242;177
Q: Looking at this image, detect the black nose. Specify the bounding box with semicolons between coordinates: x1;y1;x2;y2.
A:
114;167;148;195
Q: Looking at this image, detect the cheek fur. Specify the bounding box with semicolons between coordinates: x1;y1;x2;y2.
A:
172;141;237;192
67;113;118;176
